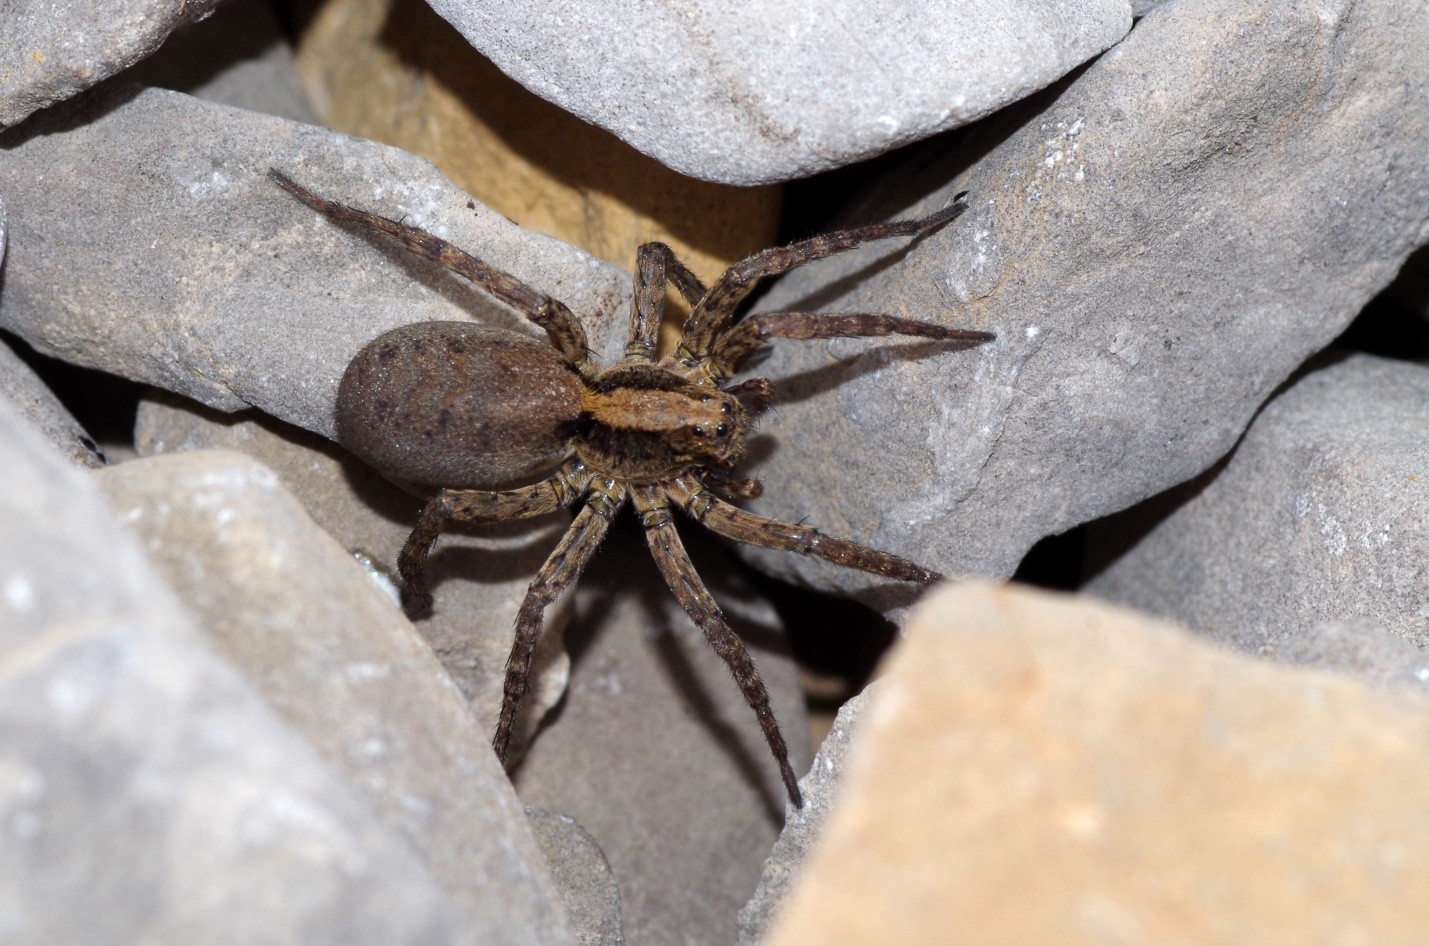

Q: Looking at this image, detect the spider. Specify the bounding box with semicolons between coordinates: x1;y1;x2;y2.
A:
270;169;994;807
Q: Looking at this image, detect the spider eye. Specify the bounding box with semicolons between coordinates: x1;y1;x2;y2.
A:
716;424;730;438
720;402;732;415
691;425;707;438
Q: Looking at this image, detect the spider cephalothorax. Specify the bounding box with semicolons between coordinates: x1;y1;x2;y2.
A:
271;169;994;807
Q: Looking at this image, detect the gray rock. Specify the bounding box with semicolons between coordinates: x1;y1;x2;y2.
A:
737;0;1429;602
738;688;871;946
0;395;475;944
1085;354;1429;672
426;0;1131;185
513;532;811;946
526;807;624;946
0;335;104;467
134;393;574;744
0;85;630;440
95;448;577;946
0;0;219;129
1267;619;1429;695
122;0;319;124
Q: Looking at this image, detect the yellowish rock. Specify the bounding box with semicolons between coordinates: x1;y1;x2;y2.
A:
295;0;780;293
769;583;1429;946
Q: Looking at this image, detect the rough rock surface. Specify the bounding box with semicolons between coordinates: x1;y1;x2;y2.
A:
0;85;630;440
0;336;105;467
1086;354;1429;663
421;0;1131;184
0;0;220;129
95;448;576;946
135;394;574;741
767;583;1429;946
526;807;624;946
738;0;1429;601
737;688;870;946
0;397;477;944
296;0;780;285
513;530;811;946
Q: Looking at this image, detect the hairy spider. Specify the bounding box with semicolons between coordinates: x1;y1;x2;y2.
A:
271;169;994;807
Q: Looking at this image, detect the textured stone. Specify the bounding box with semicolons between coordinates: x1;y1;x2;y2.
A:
0;396;475;944
0;85;629;440
526;807;624;946
513;530;810;946
738;688;871;946
736;0;1429;602
0;335;104;467
135;393;572;741
767;583;1429;946
95;448;576;946
295;0;780;285
1086;354;1429;670
0;0;220;129
418;0;1131;185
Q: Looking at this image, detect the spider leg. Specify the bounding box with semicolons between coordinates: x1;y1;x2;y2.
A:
666;475;942;584
493;483;623;764
711;311;995;377
680;193;970;358
397;464;593;616
630;485;803;808
270;170;592;371
627;242;709;362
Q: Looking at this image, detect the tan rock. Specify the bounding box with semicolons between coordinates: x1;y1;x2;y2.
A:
768;583;1429;946
295;0;780;291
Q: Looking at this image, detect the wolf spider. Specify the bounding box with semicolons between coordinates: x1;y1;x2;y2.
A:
271;169;994;807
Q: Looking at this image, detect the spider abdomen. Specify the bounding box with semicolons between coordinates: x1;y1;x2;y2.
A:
336;321;583;490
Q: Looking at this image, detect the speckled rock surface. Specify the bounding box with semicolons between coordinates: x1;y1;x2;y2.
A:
767;583;1429;946
422;0;1131;184
526;807;624;946
0;335;104;467
95;448;576;946
135;394;573;742
1086;354;1429;665
0;397;476;945
0;85;629;440
0;0;220;129
736;0;1429;602
738;687;871;946
513;530;810;946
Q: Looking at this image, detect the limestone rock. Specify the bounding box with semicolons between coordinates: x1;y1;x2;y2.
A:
513;530;810;946
768;583;1429;946
95;448;576;946
0;0;219;129
0;85;629;440
0;389;476;944
737;0;1429;601
1086;354;1429;671
0;335;104;467
418;0;1131;185
526;807;624;946
134;393;573;752
295;0;780;286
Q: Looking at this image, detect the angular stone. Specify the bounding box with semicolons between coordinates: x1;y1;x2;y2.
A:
0;0;219;129
0;394;475;944
738;0;1429;601
295;0;780;286
419;0;1131;185
513;530;810;946
0;335;104;467
525;807;624;946
0;85;630;440
134;393;573;743
768;583;1429;946
1086;354;1429;670
95;448;576;946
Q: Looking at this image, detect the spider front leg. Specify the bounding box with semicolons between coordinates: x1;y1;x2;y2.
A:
680;193;970;358
665;475;942;584
626;242;709;362
270;170;594;372
631;486;803;808
397;464;593;616
494;485;622;764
